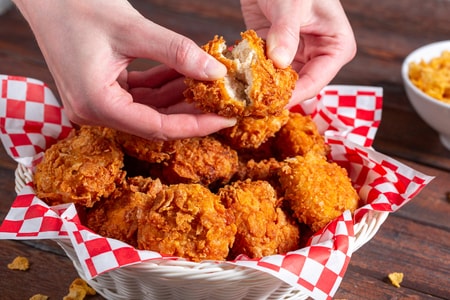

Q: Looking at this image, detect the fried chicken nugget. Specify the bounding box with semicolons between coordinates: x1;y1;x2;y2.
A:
137;183;236;261
279;152;359;232
219;180;299;259
85;176;163;247
34;126;125;207
275;112;329;160
114;130;171;163
114;131;239;187
234;158;285;191
161;136;239;187
217;109;290;149
184;30;298;118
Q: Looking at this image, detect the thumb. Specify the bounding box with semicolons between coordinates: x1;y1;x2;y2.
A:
263;0;308;68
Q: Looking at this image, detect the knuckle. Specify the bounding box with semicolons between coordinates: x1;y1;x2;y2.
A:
170;37;197;67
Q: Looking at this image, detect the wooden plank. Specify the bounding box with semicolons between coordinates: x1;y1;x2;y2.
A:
0;239;103;300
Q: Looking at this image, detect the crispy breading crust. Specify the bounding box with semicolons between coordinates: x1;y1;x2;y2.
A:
217;109;290;149
274;112;329;159
137;183;236;261
114;130;171;163
115;131;239;187
184;30;298;118
160;136;239;186
33;126;125;207
219;180;299;258
85;176;163;247
279;152;360;232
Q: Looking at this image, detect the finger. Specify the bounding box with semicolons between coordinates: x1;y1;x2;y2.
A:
157;101;203;115
121;19;227;80
263;0;308;68
87;83;236;140
127;64;181;89
109;105;237;140
287;54;342;107
129;77;187;108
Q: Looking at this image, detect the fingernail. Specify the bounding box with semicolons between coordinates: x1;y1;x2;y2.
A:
204;59;227;79
269;46;291;68
223;117;237;127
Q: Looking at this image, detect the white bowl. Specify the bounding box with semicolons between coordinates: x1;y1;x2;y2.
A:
401;40;450;151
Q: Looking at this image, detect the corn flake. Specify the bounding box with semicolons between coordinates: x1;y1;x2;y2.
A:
29;294;49;300
63;278;96;300
7;256;30;271
388;272;404;288
409;50;450;104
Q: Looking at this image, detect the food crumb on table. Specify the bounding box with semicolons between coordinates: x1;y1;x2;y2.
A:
29;294;49;300
63;278;96;300
7;256;29;271
388;272;404;288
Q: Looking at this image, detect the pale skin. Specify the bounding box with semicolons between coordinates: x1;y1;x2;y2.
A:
12;0;355;140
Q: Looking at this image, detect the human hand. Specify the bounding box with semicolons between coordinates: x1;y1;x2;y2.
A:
240;0;356;105
13;0;235;140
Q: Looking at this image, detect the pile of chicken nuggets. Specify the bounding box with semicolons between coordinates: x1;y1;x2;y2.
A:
33;30;359;262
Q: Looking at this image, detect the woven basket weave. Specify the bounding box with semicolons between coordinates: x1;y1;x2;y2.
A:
15;163;388;300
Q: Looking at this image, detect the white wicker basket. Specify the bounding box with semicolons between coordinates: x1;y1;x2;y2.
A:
15;163;388;300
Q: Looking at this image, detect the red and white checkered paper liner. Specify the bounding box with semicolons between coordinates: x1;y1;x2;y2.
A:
0;75;433;300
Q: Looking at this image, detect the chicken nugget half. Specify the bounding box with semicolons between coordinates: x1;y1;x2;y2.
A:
184;30;298;118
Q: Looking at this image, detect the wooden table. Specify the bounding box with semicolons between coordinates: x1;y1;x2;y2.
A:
1;0;449;299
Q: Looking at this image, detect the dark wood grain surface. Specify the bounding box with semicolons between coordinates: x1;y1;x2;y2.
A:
1;1;449;299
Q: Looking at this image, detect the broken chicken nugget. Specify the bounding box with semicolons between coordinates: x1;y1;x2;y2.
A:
184;30;298;118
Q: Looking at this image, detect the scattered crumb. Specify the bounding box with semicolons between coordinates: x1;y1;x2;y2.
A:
7;256;30;271
29;294;49;300
388;272;404;288
63;278;96;300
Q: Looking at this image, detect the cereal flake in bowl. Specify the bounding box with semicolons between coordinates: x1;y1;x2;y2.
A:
401;40;450;150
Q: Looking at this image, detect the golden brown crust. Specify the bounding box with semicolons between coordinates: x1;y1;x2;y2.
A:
274;112;329;159
160;136;239;187
219;180;299;258
184;30;298;118
33;126;125;207
114;130;171;163
279;152;360;232
85;177;163;247
137;183;236;261
217;109;290;149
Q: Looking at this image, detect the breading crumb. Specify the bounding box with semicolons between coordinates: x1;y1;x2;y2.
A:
29;294;49;300
388;272;404;288
7;256;30;271
63;278;96;300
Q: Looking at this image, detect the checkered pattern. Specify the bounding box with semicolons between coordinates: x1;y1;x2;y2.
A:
232;211;354;300
0;185;68;238
0;75;73;167
326;136;434;222
0;78;434;300
292;85;383;147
